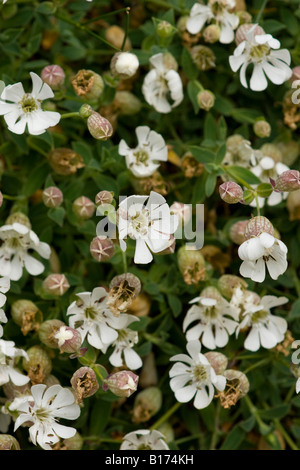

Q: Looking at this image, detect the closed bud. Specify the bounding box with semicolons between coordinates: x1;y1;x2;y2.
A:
157;423;175;444
95;190;114;206
236;10;252;25
219;181;244;204
72;196;95;219
41;64;65;90
114;90;142;115
53;326;82;354
110;52;139;80
229;219;248;244
79;103;94;119
105;25;131;51
253;120;271;138
102;370;139;398
244;216;274;240
42;273;70;296
204;352;228;375
38;319;66;348
47;148;84;176
71;367;99;403
87;112;113;140
22;345;52;384
128;292;151;318
90;236;115;262
177;245;206;285
0;435;20;450
197;89;215;111
203;24;220;43
277;141;299;166
59;432;84;451
274;170;300;192
235;24;265;45
156;20;174;38
42;186;63;208
132;386;162;423
218;369;250;409
261;143;282;163
6;212;31;228
218;274;248;299
71;69;104;101
190;45;216;71
11;299;43;336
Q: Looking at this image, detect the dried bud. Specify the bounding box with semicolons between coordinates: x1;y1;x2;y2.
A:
71;367;99;403
177;245;206;285
87;112;113;140
71;69;104;101
0;435;20;450
42;273;70;296
47;147;85;176
114;90;142;115
229;219;248;244
53;326;82;354
38;319;66;348
204;352;228;375
203;24;220;43
95;190;114;206
41;64;65;90
253;120;271;138
218;274;248;299
235;24;265;45
42;186;63;208
274;170;300;192
22;345;52;384
181;152;205;178
107;273;141;315
217;369;250;409
72;196;95;219
90;236;115;262
190;45;216;71
219;181;244;204
105;25;131;51
110;52;139;79
244;216;274;240
197;89;215;111
11;299;43;337
6;212;31;228
102;370;139;398
132;387;162;423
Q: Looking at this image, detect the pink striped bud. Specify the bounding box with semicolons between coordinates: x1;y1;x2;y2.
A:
102;370;139;398
72;196;95;219
90;236;115;262
87;112;113;141
41;65;65;90
274;170;300;192
95;190;114;206
219;181;244;204
42;273;70;296
42;186;63;208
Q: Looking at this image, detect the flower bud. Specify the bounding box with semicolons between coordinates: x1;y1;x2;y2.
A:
105;25;131;51
6;212;31;228
197;89;215;111
132;387;162;423
287;190;300;221
47;148;85;176
218;369;250;409
156;20;174;38
38;319;66;348
204;352;228;375
59;432;84;451
229;219;248;244
277;141;299;166
274;170;300;192
139;352;158;388
42;273;70;296
157;423;175;443
71;367;99;403
110;52;139;80
219;181;244;204
218;274;248;299
235;24;265;45
177;245;206;285
72;196;95;219
42;186;63;208
114;90;142;115
102;370;139;397
22;345;52;384
87;112;113;140
244;216;274;240
236;10;252;25
41;64;65;90
128;292;151;318
53;326;82;354
253;120;271;138
11;299;43;336
107;273;141;315
203;24;220;43
79;103;94;119
0;435;20;450
90;236;115;262
190;45;216;71
261;143;282;163
95;190;114;206
72;69;104;101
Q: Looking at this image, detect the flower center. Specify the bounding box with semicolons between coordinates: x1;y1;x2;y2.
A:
133;149;150;165
128;209;150;239
193;364;209;383
137;443;152;450
249;43;270;61
204;305;219;319
84;306;98;320
20;94;38;113
251;309;269;323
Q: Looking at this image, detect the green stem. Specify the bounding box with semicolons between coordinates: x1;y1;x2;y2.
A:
122;249;127;273
222;165;253;191
255;0;268;23
291;267;300;298
83;7;131;25
121;7;130;51
60;112;81;120
150;402;182;430
243;357;270;375
254;191;261;216
144;0;183;13
2;194;26;201
274;420;299;450
210;400;221;450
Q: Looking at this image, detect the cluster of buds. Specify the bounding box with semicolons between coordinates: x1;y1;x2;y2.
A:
42;186;63;208
219;181;244;204
41;64;65;90
102;370;139;398
106;273;142;316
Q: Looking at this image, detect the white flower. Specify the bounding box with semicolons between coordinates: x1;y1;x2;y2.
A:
0;339;29;387
113;52;139;78
169;340;226;409
296;378;300;394
183;290;239;349
238;232;288;283
187;0;239;44
0;222;51;281
0;276;10;338
229;25;292;91
14;384;80;450
67;286;130;350
142;53;183;113
0;72;61;135
118;126;168;178
250;156;289;207
120;429;169;450
102;315;143;370
117;191;178;264
230;285;260;313
236;295;288;351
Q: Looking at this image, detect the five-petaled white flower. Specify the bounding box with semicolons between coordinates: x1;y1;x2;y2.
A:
169;340;226;409
120;429;169;450
142;53;184;113
229;24;292;91
0;72;61;135
117;191;178;264
67;286;130;350
0;339;29;387
183;289;239;350
118;126;168;178
186;0;239;44
14;384;81;450
0;277;10;338
0;222;51;281
238;232;288;283
236;295;288;351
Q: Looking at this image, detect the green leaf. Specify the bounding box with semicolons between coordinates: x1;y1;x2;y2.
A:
181;47;198;80
167;294;182;317
23;161;50;196
47;207;66;227
89;400;112;435
220;425;246;450
187;80;200;114
230;108;263;124
205;172;217;197
256;183;273;198
258;404;290;420
225;165;261;185
189;146;215;164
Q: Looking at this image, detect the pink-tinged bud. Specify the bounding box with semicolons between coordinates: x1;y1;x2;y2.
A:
244;216;274;240
72;196;95;219
197;89;215;111
42;273;70;296
95;190;114;206
0;435;20;450
53;326;82;354
102;370;139;398
90;236;115;262
235;24;265;45
42;186;63;208
229;220;248;245
219;181;244;204
87;112;113;141
290;66;300;83
0;191;3;207
204;352;228;375
274;170;300;192
71;367;99;403
170;201;191;225
157;234;176;255
41;64;65;90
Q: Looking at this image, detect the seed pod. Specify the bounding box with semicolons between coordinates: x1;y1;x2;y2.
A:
59;432;84;451
219;181;244;204
204;352;228;375
71;69;104;101
107;273;142;315
5;212;31;228
47;148;84;176
190;45;216;71
244;216;274;240
177;245;206;285
102;370;139;398
41;65;65;90
218;369;250;409
203;24;220;43
127;292;151;318
71;367;99;403
38;319;65;348
11;299;43;336
114;91;142;115
218;274;248;299
132;387;162;423
105;25;131;51
42;186;63;208
22;345;52;384
90;236;115;262
253;120;271;138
